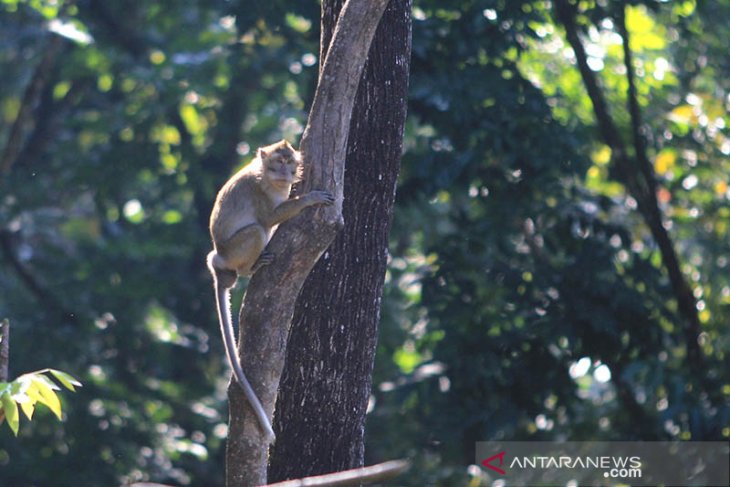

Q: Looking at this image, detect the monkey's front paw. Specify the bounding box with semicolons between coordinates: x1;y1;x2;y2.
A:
309;190;335;206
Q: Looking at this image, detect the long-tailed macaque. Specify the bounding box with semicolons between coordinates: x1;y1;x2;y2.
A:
207;140;333;442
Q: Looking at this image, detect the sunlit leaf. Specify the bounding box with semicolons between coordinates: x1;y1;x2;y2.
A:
162;210;183;224
713;181;727;196
0;392;20;436
19;397;35;420
673;0;696;17
668;105;696;125
625;4;667;50
48;18;93;45
49;369;82;392
626;5;655;33
30;376;62;419
98;73;113;92
394;347;421;374
149;50;166;65
285;13;312;33
53;81;71;100
592;145;611;166
1;96;20;122
654;149;676;175
179;104;203;137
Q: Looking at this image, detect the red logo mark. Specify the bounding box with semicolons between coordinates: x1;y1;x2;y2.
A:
482;451;506;475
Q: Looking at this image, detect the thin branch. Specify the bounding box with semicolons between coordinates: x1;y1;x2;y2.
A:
83;0;148;58
16;78;93;171
0;319;9;382
552;0;703;367
0;230;79;325
614;3;703;367
0;34;64;174
128;461;409;487
615;5;657;199
265;460;410;487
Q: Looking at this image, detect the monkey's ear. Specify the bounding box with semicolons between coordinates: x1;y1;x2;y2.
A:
258;147;268;159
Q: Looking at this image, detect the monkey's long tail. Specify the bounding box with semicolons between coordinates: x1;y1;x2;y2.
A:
215;284;276;443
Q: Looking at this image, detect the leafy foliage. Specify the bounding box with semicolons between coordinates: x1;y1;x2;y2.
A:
0;369;81;436
369;0;730;484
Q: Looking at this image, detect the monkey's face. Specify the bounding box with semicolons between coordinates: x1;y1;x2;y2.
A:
264;149;301;189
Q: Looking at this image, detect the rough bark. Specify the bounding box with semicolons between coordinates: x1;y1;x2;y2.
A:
268;0;411;480
0;319;9;382
224;1;390;485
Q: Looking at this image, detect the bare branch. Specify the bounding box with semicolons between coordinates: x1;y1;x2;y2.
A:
552;0;703;368
613;4;703;367
0;319;9;382
0;35;64;175
615;6;657;198
129;461;409;487
84;0;148;58
0;230;80;325
16;78;92;170
265;460;410;487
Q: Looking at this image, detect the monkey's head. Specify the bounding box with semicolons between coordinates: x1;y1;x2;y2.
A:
258;140;303;189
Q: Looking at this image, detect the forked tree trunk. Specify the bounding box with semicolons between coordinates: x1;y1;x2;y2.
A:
224;1;391;486
268;0;411;481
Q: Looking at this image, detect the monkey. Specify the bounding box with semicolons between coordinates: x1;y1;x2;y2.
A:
207;140;334;442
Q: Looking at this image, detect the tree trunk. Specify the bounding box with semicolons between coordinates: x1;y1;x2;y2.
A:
268;0;411;481
223;1;391;486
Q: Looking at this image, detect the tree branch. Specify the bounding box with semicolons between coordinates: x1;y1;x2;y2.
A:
82;0;148;58
128;460;409;487
0;319;9;382
265;460;410;487
225;0;390;485
552;0;703;368
0;34;64;175
16;78;92;171
613;6;703;367
616;6;657;198
0;230;79;325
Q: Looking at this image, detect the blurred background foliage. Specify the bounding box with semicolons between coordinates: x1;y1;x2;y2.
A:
0;0;728;485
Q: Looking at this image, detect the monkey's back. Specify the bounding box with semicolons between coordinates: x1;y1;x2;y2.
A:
209;163;265;243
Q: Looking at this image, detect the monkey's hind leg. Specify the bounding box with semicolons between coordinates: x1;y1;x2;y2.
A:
217;224;268;276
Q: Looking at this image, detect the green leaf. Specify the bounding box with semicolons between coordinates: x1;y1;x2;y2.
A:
30;376;62;419
48;369;82;392
9;379;33;419
24;380;43;403
0;392;20;436
18;397;34;420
